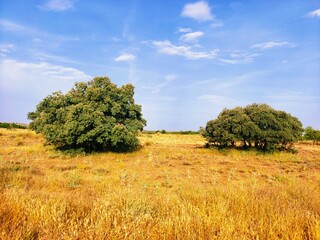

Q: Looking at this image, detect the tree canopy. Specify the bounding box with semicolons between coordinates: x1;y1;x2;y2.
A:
28;77;146;152
304;126;320;145
201;104;303;151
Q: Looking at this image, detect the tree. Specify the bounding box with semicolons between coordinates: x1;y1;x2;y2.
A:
304;126;320;145
28;77;146;152
202;104;303;151
201;107;253;147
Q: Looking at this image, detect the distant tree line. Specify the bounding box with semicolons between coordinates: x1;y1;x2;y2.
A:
201;104;303;151
143;130;199;135
0;122;27;129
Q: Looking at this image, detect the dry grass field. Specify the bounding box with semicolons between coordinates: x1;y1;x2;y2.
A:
0;128;320;239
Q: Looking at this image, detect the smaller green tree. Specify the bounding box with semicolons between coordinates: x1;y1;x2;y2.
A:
202;107;253;147
202;104;303;151
28;77;146;152
304;126;320;145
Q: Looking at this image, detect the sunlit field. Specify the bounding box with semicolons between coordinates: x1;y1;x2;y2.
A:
0;128;319;239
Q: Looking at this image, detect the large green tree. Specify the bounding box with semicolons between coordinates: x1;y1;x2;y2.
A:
28;77;146;152
201;104;303;151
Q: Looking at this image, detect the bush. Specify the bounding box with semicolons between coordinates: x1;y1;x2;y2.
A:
28;77;146;152
201;104;303;151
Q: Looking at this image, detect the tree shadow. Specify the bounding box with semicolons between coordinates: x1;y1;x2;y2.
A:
203;143;298;154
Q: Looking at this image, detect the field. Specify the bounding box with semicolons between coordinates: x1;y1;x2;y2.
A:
0;128;320;239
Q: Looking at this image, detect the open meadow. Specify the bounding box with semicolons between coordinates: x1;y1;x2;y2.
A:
0;128;320;239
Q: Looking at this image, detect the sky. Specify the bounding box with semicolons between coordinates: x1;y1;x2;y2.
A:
0;0;319;131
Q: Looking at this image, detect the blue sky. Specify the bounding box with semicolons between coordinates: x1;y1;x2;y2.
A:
0;0;319;131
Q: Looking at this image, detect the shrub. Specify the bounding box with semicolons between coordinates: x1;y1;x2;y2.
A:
28;77;146;152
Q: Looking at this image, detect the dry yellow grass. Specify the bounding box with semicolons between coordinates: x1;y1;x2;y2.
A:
0;128;320;239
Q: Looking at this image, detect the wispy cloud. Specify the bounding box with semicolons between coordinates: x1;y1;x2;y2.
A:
177;27;193;33
197;95;249;115
121;3;137;42
155;74;177;93
251;41;295;50
267;91;320;102
0;59;90;91
306;9;320;18
219;52;259;64
127;61;141;84
211;22;224;28
0;44;15;57
39;0;75;11
114;53;136;62
0;19;79;46
0;19;35;33
0;59;91;122
198;94;237;105
180;31;204;43
152;40;218;60
122;22;135;42
213;71;264;90
143;74;178;93
181;1;213;22
33;52;78;64
188;71;264;91
165;74;178;81
219;58;249;64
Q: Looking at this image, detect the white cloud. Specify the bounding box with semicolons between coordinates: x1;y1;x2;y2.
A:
0;59;91;122
33;38;43;43
267;91;320;102
0;19;34;33
122;9;136;42
220;59;246;64
128;61;140;84
214;71;263;90
181;1;214;22
33;52;78;64
251;41;295;50
165;74;178;81
0;19;79;48
178;27;193;33
188;71;264;90
306;9;320;18
0;59;90;91
211;22;224;28
219;52;259;64
111;37;123;42
114;53;136;62
143;74;178;93
0;44;15;57
152;40;218;60
180;31;204;43
40;0;75;11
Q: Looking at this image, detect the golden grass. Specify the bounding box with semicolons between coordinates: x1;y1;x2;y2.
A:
0;129;319;239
